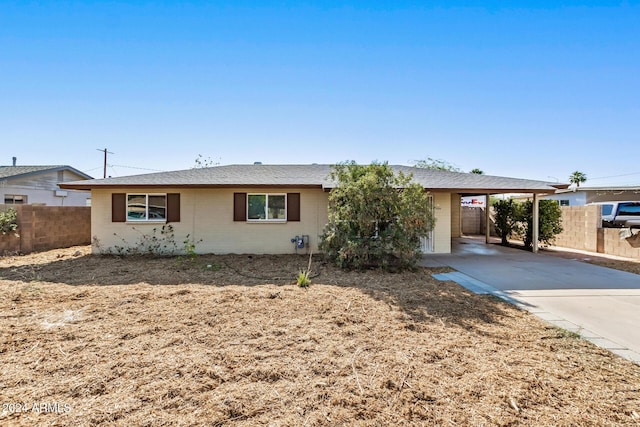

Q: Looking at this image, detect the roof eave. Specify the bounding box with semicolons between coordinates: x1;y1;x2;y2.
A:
59;183;325;190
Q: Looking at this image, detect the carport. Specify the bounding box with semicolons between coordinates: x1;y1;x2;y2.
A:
452;183;568;253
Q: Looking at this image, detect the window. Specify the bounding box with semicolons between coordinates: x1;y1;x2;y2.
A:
247;194;286;221
618;202;640;216
112;193;179;223
601;204;613;216
234;192;300;222
4;195;26;204
559;200;570;206
127;194;166;221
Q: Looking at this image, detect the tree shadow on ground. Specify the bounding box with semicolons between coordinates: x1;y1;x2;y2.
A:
0;252;516;331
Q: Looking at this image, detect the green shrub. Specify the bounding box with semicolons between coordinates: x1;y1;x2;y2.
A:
520;200;563;249
0;208;19;236
320;162;435;270
492;199;521;245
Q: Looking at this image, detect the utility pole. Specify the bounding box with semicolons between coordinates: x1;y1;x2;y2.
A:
97;148;114;178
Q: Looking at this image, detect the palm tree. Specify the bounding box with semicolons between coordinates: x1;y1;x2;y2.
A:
569;171;587;187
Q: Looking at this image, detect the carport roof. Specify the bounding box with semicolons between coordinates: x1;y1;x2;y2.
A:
59;164;567;193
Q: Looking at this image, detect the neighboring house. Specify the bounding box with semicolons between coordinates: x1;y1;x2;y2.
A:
59;164;564;255
1;161;92;206
544;186;640;206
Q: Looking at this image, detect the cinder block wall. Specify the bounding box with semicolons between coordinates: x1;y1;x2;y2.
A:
461;207;497;236
554;205;640;258
0;205;91;254
553;206;599;251
602;229;640;258
462;207;483;234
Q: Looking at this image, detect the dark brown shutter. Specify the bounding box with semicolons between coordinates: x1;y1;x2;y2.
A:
112;193;126;222
287;193;300;222
167;193;180;222
234;193;247;221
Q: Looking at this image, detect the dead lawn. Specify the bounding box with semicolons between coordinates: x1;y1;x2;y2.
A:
1;246;640;426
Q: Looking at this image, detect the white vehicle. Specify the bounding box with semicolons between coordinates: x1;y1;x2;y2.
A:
591;201;640;229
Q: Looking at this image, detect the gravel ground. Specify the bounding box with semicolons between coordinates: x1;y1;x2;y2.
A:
1;247;639;426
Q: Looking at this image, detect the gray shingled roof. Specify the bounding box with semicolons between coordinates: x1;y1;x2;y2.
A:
59;164;564;193
0;165;92;180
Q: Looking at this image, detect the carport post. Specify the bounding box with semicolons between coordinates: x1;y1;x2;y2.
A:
532;193;539;253
485;193;491;244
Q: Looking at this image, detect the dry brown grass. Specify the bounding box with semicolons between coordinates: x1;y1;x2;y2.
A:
541;248;640;276
1;246;640;426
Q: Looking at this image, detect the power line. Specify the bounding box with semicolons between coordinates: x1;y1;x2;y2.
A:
108;164;166;172
589;172;640;181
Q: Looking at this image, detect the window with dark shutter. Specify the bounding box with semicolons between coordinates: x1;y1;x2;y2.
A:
167;193;181;222
287;193;300;222
234;193;247;221
112;193;126;222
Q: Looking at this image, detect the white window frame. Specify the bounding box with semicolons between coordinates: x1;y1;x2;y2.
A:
126;193;167;222
247;193;287;222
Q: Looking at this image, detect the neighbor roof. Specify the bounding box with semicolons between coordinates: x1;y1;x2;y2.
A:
0;165;93;181
554;185;640;194
59;164;566;194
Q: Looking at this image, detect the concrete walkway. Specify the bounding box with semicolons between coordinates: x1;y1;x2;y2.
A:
424;238;640;364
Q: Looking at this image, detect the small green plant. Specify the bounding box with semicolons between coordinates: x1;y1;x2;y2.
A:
204;263;222;271
0;208;19;236
297;270;311;288
183;234;201;259
177;234;203;265
297;252;313;288
554;327;582;339
99;226;179;256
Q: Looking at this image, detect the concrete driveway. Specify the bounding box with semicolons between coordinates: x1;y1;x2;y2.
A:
423;238;640;364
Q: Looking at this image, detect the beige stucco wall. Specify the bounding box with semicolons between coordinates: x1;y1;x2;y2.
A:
91;188;329;254
431;192;452;253
450;193;461;238
91;187;455;255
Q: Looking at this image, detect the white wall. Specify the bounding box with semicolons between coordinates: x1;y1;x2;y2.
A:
1;187;90;206
2;170;91;206
543;192;587;206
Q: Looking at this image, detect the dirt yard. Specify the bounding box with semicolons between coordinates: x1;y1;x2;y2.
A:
1;246;640;426
541;247;640;276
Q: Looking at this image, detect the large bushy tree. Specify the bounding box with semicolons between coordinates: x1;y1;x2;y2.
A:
413;157;461;172
492;198;563;249
520;199;564;249
320;162;435;270
492;199;521;245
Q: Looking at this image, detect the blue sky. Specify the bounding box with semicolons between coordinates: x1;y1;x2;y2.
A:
1;1;639;185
